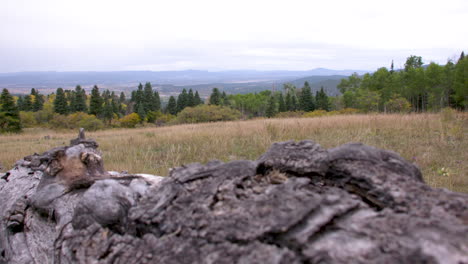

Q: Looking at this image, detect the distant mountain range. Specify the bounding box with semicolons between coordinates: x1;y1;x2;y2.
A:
0;68;369;96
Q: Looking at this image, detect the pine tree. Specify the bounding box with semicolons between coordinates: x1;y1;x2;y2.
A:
32;90;44;112
390;60;395;74
71;85;87;113
194;91;203;105
291;94;298;111
166;96;177;115
176;89;188;112
209;88;221;105
17;96;25;111
54;88;69;115
119;92;126;103
153;91;161;111
265;95;277;118
133;84;144;115
299;82;315;112
0;89;22;132
89;85;103;116
112;97;119;114
187;89;195;107
103;99;114;123
278;92;286;112
221;91;229;106
315;87;330;111
143;82;155;112
23;95;33;111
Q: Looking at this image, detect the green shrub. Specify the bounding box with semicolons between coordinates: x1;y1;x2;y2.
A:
155;113;176;126
146;111;163;123
20;111;37;128
177;105;241;124
118;113;141;128
33;104;54;124
0;112;22;133
385;95;411;113
78;115;104;131
48;112;104;130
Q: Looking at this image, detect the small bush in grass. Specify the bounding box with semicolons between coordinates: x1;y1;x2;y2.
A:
118;113;141;128
19;111;37;128
78;116;104;131
385;95;411;113
177;105;241;124
440;107;456;122
155;113;176;126
303;110;328;118
48;112;103;130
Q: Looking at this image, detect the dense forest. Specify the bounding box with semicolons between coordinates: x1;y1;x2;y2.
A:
0;52;466;133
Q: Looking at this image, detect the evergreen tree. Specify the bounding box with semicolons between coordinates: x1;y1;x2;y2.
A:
54;88;69;115
299;82;315;111
32;90;44;111
453;54;468;109
153;91;161;111
291;94;298;111
89;85;103;116
17;96;25;111
277;92;286;112
71;85;87;112
166;96;177;115
23;95;33;111
390;60;395;74
119;92;126;103
316;87;330;111
459;51;465;63
133;84;144;115
176;89;188;112
0;89;21;132
194;91;203;105
143;82;155;112
209;88;221;105
265;95;277;118
111;97;119;115
187;89;195;107
102;99;114;123
221;91;229;106
102;89;111;100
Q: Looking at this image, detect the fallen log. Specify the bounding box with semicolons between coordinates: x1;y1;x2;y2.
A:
0;130;466;263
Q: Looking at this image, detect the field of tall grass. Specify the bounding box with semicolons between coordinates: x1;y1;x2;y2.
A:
1;112;467;193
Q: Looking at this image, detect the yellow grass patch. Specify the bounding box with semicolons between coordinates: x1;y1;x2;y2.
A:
1;113;467;193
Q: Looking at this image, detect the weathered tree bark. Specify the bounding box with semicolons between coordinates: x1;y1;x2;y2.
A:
0;133;467;263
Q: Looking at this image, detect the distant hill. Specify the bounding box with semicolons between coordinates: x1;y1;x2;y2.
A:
0;69;364;95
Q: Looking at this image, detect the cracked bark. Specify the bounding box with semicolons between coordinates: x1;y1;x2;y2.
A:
0;135;467;263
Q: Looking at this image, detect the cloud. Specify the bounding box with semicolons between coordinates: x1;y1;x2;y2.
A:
1;0;467;72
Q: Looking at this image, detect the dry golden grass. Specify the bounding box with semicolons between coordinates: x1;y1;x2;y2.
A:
1;113;467;193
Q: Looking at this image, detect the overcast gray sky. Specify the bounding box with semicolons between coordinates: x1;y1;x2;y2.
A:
1;0;467;72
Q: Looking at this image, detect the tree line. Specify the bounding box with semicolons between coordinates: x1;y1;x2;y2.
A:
206;84;330;118
337;52;468;112
1;51;466;133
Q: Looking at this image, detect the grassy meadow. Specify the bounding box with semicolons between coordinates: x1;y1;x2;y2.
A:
0;112;467;193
